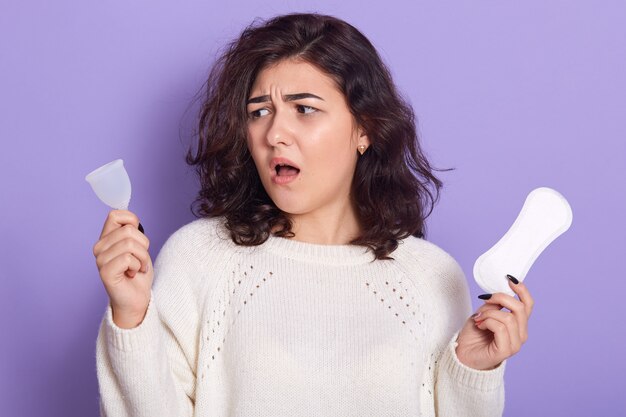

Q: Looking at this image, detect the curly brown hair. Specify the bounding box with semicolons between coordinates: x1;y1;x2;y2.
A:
186;13;447;260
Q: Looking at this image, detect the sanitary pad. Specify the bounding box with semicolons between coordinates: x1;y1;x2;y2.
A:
473;187;573;296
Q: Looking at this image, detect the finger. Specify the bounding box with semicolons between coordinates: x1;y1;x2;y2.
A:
475;309;522;353
506;277;533;341
100;252;142;285
477;291;528;341
507;275;535;318
94;224;150;258
99;210;141;240
96;237;151;273
96;231;150;268
475;316;512;361
477;303;503;313
479;291;525;314
471;303;502;319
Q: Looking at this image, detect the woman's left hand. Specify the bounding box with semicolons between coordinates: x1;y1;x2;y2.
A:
455;275;534;370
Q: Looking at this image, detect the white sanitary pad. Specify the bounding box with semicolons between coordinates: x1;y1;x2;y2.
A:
473;187;573;296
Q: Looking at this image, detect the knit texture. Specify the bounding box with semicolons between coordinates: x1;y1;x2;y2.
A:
96;217;506;416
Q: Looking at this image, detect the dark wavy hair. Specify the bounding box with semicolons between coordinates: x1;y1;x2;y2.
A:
186;13;447;260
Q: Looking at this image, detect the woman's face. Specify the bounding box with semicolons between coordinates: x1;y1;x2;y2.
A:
246;59;369;218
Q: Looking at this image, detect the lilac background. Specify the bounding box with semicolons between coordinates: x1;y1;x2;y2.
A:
1;1;624;416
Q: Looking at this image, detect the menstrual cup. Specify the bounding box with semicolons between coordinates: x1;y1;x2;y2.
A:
85;159;132;209
85;159;144;233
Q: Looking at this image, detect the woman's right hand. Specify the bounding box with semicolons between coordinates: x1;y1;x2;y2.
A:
93;210;153;329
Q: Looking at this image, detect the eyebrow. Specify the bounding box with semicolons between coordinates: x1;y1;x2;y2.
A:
246;93;324;104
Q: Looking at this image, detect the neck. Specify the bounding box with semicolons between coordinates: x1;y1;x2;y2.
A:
285;201;361;245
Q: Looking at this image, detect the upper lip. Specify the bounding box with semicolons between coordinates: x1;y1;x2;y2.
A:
270;157;300;172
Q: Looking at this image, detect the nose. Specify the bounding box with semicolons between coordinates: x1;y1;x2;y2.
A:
265;108;293;148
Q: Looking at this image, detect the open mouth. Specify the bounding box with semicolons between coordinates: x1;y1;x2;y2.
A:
275;163;300;177
270;158;300;184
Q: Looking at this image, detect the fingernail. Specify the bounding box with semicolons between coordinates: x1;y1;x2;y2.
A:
478;294;492;300
138;222;145;234
507;274;519;284
471;311;482;320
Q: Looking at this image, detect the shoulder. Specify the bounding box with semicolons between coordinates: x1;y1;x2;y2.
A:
152;216;239;299
392;236;465;281
153;216;240;277
391;236;469;302
393;236;473;341
157;217;235;259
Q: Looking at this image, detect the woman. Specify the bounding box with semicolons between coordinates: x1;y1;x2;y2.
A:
93;13;533;417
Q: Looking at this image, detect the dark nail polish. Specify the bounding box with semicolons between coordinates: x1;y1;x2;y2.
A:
507;274;519;284
478;294;492;300
138;222;145;234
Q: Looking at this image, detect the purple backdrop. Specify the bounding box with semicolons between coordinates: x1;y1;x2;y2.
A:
1;1;624;416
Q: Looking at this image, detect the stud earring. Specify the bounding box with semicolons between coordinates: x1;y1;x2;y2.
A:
357;145;367;155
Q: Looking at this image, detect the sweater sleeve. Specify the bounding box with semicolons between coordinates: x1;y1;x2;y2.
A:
95;222;211;417
428;253;507;417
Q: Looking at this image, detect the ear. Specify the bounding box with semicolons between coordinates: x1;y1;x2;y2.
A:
352;118;370;148
358;130;371;148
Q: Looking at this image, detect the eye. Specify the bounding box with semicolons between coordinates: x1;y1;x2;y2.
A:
249;108;270;119
296;104;317;115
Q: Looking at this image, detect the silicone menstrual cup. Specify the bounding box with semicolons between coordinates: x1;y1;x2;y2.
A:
85;159;132;210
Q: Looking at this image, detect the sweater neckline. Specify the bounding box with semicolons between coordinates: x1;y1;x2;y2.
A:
263;234;376;265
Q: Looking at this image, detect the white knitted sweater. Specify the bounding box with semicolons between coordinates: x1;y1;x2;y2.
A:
96;217;506;416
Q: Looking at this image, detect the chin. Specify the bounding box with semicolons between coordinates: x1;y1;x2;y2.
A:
267;194;308;216
272;201;306;217
259;184;297;213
